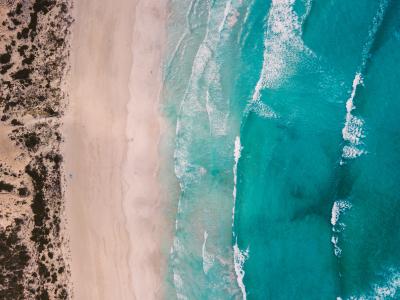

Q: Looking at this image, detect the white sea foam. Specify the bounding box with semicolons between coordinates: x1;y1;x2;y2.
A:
174;145;205;191
342;145;364;160
173;236;184;254
204;64;229;136
246;0;313;118
233;240;249;300
373;271;400;299
173;271;188;300
174;38;213;187
250;100;277;118
205;0;244;135
340;0;389;162
165;0;201;73
173;271;184;289
231;137;249;299
330;200;352;257
172;5;216;200
342;74;364;144
331;236;342;257
175;0;245;141
233;136;242;180
341;73;365;161
345;73;362;114
202;231;215;274
219;0;233;34
173;269;189;300
234;136;242;163
238;0;255;45
258;0;307;89
350;268;400;299
172;2;245;297
342;115;364;145
249;0;301;106
299;0;313;24
331;200;352;227
360;0;390;71
171;235;189;299
232;136;242;226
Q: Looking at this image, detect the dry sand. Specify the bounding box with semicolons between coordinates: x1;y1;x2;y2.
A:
63;0;169;299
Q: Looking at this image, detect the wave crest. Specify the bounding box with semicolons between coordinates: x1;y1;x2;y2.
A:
233;240;249;300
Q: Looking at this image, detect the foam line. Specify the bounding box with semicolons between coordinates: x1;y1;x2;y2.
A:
233;240;249;300
232;136;242;227
340;0;389;162
245;0;313;119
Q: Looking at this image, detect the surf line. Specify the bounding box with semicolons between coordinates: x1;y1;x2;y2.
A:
332;0;391;275
231;136;249;300
340;0;390;163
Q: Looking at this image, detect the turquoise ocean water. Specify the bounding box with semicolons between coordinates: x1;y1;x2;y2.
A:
161;0;400;298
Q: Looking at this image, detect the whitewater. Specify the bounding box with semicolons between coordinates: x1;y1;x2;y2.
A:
161;0;400;298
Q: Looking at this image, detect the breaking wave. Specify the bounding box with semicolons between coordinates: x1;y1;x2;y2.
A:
246;0;313;118
233;240;249;300
340;0;390;163
330;200;352;257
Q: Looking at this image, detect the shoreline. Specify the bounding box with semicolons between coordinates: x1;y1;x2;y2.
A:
124;0;170;298
64;0;169;298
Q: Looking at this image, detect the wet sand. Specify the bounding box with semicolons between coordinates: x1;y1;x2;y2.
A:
64;0;168;298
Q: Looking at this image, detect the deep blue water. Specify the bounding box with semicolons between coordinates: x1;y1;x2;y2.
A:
162;0;400;298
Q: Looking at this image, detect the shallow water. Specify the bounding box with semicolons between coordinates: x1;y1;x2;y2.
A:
162;0;400;298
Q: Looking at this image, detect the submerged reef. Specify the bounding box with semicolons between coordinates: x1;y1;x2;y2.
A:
0;0;72;298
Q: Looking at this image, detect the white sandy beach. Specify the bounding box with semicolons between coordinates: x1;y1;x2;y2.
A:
63;0;168;299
